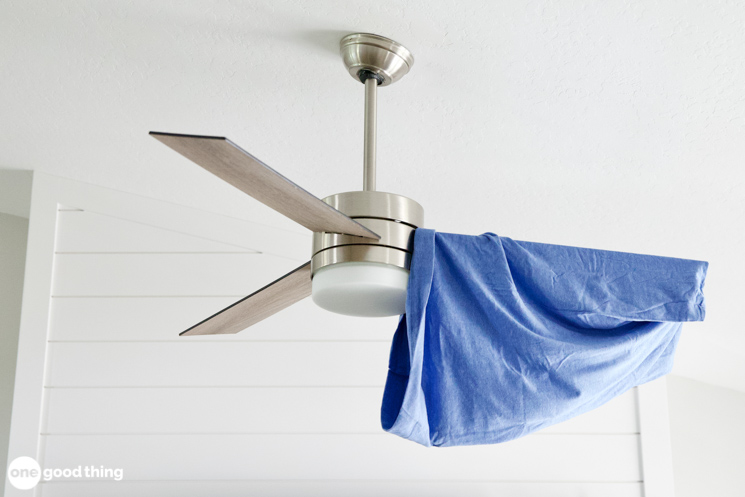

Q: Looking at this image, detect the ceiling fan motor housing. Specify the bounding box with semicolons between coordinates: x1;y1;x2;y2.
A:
311;191;424;316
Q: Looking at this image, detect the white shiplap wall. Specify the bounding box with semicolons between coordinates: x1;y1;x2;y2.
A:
31;205;645;497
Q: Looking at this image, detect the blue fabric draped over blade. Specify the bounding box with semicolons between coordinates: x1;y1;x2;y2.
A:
381;229;708;447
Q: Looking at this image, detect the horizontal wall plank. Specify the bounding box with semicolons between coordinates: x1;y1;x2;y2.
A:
45;387;383;434
44;387;637;435
47;342;392;387
56;210;258;253
49;297;398;341
47;176;311;260
52;253;301;296
40;481;643;497
41;433;641;482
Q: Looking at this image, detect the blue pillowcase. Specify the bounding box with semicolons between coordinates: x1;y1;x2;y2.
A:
381;229;708;447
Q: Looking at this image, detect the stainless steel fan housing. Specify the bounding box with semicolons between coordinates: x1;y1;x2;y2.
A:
311;191;424;275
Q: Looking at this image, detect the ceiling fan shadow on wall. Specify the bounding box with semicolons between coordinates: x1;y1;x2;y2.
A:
151;33;424;336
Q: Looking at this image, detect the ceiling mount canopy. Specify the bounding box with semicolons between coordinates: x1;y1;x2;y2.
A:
340;33;414;86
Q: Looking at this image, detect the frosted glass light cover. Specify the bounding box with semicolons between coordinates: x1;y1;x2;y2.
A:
311;262;409;317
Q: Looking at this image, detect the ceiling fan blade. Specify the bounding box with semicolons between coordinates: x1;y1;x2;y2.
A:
150;132;379;239
180;262;312;336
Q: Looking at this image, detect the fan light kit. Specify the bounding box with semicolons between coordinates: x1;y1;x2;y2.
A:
150;33;422;335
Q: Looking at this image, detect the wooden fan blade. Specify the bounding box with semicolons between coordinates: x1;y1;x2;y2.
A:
150;132;379;239
180;262;312;336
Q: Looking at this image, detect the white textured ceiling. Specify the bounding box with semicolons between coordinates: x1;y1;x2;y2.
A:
1;1;743;389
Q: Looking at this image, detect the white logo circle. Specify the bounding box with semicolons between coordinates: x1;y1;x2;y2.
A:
7;456;42;490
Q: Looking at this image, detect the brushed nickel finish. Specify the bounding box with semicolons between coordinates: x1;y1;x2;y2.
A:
150;132;380;240
180;262;312;336
311;191;423;275
312;218;416;255
321;191;424;227
363;76;377;191
340;33;414;86
311;246;411;274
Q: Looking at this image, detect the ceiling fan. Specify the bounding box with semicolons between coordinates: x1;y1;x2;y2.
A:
151;33;422;336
